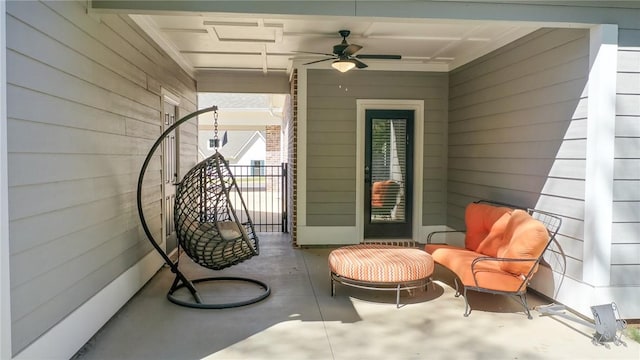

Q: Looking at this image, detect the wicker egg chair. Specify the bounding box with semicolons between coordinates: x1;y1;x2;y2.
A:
136;105;270;309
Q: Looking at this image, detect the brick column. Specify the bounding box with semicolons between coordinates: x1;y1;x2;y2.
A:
265;125;280;193
265;125;281;167
288;70;298;245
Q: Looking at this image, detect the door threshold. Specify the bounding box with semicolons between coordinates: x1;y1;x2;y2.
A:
363;238;418;247
167;248;180;263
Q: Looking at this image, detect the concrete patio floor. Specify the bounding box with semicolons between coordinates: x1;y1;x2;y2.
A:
73;233;640;360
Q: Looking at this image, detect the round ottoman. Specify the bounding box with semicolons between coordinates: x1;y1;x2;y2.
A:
328;244;434;307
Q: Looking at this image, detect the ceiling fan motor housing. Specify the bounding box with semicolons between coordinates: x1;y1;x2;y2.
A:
333;30;351;55
333;43;348;55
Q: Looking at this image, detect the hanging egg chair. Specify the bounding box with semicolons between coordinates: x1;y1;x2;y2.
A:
175;151;258;270
136;105;270;309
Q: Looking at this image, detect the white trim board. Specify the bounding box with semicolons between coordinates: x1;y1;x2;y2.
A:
1;2;12;358
129;15;195;78
162;87;181;107
356;100;425;244
13;251;164;360
296;68;308;227
583;24;618;287
297;225;453;246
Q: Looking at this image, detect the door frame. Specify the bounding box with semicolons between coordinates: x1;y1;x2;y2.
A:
161;88;180;254
364;109;414;238
356;100;424;242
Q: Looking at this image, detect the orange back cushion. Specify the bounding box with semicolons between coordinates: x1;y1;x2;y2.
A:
371;181;385;208
464;203;512;251
475;211;511;257
498;210;550;276
371;180;395;208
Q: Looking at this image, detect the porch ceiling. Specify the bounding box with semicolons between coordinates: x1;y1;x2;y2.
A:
129;13;541;76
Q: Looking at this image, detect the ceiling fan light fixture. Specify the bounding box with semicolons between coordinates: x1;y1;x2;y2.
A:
331;59;356;72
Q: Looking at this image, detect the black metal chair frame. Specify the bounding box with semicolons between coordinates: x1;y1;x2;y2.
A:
136;106;270;309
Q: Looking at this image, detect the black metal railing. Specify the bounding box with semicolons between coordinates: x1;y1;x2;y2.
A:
228;163;288;232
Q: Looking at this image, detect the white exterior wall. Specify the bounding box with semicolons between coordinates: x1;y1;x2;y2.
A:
1;1;12;359
5;0;197;358
448;27;589;281
235;138;266;166
611;28;640;286
449;26;640;318
299;70;447;245
198;130;266;165
0;2;639;359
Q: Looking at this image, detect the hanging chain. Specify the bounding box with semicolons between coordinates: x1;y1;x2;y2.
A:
213;108;220;149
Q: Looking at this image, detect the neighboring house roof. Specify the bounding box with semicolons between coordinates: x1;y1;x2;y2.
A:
215;130;266;160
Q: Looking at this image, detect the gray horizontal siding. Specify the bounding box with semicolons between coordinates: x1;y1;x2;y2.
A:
447;28;589;282
178;114;199;178
7;0;195;354
306;70;448;227
611;28;640;286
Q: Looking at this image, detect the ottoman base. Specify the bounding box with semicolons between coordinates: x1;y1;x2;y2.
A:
330;272;432;308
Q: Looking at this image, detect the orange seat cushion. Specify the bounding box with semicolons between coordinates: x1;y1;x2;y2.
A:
329;244;434;283
431;247;526;292
498;210;550;276
464;203;512;252
425;243;462;255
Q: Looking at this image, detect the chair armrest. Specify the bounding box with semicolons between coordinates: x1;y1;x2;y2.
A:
426;230;465;244
469;256;540;290
475;199;525;210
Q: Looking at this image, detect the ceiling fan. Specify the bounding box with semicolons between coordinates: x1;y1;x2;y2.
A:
300;30;402;72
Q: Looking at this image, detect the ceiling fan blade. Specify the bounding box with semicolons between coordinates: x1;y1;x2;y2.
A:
342;44;363;56
356;54;402;60
295;50;337;57
303;58;334;65
351;58;368;69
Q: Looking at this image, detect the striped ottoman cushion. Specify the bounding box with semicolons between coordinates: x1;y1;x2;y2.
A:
328;244;434;283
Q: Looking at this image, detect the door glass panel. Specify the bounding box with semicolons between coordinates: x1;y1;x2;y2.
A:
163;102;178;255
370;118;407;224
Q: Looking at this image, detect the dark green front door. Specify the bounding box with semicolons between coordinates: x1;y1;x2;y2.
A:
364;109;414;239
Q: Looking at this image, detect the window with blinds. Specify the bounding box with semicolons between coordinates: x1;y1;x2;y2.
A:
370;118;407;223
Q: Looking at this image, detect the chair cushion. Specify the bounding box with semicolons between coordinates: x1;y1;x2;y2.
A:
431;247;526;292
218;221;242;240
464;203;512;251
475;211;511;257
371;180;400;208
329;244;434;283
498;210;549;276
425;243;462;255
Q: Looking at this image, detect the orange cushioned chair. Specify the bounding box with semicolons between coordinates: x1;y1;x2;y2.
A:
426;201;561;319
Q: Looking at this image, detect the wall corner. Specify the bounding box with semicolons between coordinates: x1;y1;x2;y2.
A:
583;24;618;286
0;1;12;357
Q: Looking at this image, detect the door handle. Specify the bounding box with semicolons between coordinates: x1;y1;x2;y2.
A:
364;166;371;183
